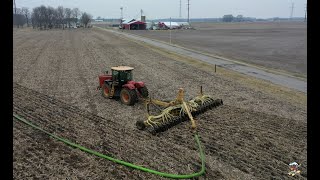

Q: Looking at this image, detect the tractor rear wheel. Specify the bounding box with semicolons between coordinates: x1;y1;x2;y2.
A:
120;88;137;105
101;84;111;98
139;86;149;98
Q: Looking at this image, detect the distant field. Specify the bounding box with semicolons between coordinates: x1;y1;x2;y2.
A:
108;22;307;77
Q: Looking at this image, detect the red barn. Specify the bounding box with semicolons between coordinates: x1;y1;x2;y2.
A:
121;20;146;30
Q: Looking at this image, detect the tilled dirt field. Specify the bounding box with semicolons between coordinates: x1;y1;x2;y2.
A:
13;27;307;179
118;22;307;77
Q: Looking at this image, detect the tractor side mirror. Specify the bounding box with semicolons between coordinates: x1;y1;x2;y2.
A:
105;70;109;74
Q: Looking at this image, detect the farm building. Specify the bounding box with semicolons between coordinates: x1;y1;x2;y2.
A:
157;22;180;29
177;22;190;26
163;22;180;29
121;19;146;30
146;22;154;29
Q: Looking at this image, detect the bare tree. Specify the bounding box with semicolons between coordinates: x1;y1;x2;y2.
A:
57;6;65;29
47;6;56;29
30;5;86;30
13;14;26;28
65;8;72;28
12;8;23;28
31;7;41;28
80;12;92;28
21;7;30;27
38;5;48;29
15;8;22;15
13;8;26;28
72;8;80;25
236;15;243;22
222;14;234;22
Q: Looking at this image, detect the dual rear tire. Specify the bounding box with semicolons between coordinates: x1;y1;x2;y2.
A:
102;84;147;106
120;86;148;105
138;86;149;98
120;88;137;106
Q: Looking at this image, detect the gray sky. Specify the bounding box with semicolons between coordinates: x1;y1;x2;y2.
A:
16;0;307;19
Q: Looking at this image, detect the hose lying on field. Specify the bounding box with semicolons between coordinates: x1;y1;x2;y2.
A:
13;113;206;179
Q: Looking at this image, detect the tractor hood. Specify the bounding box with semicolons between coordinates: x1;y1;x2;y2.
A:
128;81;145;88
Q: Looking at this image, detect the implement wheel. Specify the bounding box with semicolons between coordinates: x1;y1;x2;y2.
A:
101;84;111;98
136;121;146;130
120;88;137;105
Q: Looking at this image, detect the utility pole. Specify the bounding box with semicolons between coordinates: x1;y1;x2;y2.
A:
120;7;123;30
141;9;143;17
304;3;307;22
14;0;16;14
187;0;190;23
290;2;294;20
179;0;182;18
169;17;172;44
120;7;123;19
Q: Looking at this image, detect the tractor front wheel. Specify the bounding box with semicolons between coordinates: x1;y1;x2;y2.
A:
120;88;137;105
101;84;111;98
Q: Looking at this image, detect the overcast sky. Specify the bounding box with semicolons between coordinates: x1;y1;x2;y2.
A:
15;0;307;19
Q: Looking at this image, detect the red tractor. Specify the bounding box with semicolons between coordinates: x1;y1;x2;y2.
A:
98;66;149;105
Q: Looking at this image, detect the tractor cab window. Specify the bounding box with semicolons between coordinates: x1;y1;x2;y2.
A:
112;70;119;81
119;71;133;82
126;71;133;81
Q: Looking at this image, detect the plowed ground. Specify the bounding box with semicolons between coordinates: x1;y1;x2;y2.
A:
13;27;307;179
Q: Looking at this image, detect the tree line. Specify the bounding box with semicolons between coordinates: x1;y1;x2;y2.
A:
13;5;92;29
222;15;245;22
13;7;30;28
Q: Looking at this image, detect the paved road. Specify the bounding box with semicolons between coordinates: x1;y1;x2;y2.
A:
100;28;307;93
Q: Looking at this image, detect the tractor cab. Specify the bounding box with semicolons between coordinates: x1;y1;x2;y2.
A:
111;66;134;84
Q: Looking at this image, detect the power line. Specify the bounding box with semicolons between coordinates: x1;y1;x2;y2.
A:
132;11;141;20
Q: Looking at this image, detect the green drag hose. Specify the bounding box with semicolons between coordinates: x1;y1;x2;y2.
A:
13;113;206;179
